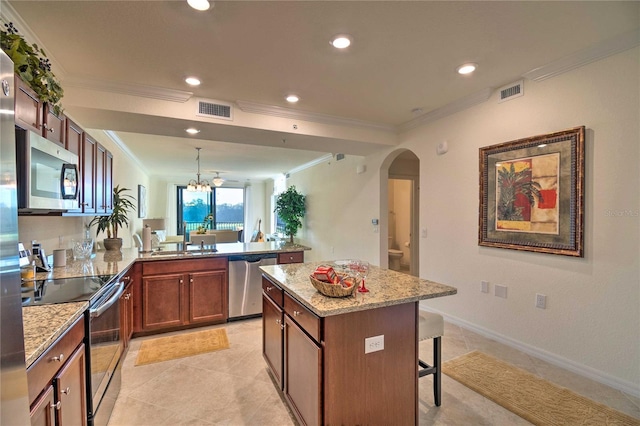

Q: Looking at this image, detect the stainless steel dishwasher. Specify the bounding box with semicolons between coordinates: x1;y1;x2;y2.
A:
228;253;277;319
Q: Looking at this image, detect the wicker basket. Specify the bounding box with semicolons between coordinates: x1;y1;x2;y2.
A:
309;273;359;298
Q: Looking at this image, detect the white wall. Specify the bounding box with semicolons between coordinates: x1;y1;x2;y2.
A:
287;47;640;395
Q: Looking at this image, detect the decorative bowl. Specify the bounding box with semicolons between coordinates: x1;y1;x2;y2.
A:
309;273;359;298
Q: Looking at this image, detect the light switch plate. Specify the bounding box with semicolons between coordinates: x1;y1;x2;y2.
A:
495;284;507;298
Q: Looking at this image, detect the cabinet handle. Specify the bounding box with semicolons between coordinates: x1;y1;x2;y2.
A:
51;353;64;362
275;319;284;330
124;293;131;300
61;387;71;395
293;310;301;317
190;278;193;283
266;286;273;292
180;279;183;284
50;401;61;410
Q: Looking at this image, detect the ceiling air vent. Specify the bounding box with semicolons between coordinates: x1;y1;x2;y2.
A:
498;80;524;103
196;99;233;120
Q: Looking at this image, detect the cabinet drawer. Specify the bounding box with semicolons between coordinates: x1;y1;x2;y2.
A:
27;316;85;405
284;293;320;343
262;276;283;307
277;251;304;264
143;257;227;275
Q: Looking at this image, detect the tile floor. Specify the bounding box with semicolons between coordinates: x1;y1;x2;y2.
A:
107;318;640;425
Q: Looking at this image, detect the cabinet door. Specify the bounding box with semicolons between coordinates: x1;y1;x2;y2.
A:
284;316;321;426
262;294;284;389
142;274;185;330
104;150;113;213
95;144;106;214
14;75;42;133
30;385;56;426
188;271;227;324
42;104;65;147
120;280;133;348
65;119;83;157
54;344;87;426
81;135;97;213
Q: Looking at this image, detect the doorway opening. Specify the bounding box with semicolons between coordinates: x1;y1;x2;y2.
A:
381;150;420;276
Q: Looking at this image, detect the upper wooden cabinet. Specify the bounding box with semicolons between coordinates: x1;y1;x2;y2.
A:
14;75;65;147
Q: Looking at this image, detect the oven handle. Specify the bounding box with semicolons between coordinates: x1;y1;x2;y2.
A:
90;282;125;318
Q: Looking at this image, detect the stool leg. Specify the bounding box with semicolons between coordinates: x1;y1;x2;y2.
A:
434;336;441;406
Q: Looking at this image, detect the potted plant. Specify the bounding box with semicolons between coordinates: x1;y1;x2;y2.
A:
89;185;136;251
274;185;306;245
1;22;64;115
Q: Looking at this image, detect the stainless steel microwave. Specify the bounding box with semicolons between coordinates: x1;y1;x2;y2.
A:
16;129;79;212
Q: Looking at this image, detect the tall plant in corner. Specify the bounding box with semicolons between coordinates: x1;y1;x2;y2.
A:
0;22;64;114
275;185;306;244
89;186;135;251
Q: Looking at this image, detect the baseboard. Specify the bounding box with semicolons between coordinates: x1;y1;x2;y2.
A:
419;306;640;399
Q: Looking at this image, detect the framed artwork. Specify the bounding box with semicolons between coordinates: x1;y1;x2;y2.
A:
479;126;585;257
138;185;147;218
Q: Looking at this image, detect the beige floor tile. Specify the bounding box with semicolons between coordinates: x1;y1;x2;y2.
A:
107;318;638;426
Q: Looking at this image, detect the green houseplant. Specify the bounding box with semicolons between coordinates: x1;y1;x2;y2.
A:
0;22;64;114
275;185;306;244
89;185;136;251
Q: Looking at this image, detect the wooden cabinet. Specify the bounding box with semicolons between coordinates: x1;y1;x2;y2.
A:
14;75;65;146
120;276;134;349
277;251;304;264
137;258;228;334
262;278;284;389
27;316;87;426
262;276;321;426
80;134;97;213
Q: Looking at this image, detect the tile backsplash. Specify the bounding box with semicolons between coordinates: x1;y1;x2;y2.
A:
18;216;89;254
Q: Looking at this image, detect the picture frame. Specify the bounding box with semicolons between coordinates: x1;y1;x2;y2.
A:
479;126;585;257
138;185;147;219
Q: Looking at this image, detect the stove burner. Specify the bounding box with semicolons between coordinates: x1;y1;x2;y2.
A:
21;275;116;307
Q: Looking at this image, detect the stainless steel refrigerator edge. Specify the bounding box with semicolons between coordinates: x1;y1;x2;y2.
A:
0;50;32;424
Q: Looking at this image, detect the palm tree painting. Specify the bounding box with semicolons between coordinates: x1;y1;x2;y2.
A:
496;160;543;221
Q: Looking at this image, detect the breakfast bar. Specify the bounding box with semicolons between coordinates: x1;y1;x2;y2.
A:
260;262;457;426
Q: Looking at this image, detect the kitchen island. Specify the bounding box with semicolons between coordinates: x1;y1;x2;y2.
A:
260;261;457;426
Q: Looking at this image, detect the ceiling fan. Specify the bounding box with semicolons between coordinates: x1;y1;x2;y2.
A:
210;171;239;187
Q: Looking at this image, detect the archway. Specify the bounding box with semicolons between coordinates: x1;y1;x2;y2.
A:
379;149;420;276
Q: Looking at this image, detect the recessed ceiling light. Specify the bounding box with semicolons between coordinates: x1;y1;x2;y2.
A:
456;63;478;75
331;34;352;49
185;77;201;86
187;0;211;11
286;95;299;103
185;128;200;134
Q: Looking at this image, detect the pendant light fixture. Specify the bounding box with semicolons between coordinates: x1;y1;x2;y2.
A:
212;172;224;187
186;147;212;192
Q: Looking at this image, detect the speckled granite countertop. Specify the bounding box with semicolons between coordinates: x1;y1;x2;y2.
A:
260;261;457;317
28;242;311;281
21;242;310;368
22;302;88;367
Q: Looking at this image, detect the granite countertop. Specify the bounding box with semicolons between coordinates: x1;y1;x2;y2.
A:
28;242;311;282
259;261;457;317
22;301;88;367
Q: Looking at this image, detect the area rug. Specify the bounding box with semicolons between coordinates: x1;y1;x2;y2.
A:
135;328;230;366
442;351;639;426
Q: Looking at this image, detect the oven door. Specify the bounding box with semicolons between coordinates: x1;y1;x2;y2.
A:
88;281;124;422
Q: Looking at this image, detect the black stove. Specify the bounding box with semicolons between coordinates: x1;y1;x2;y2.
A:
21;275;115;307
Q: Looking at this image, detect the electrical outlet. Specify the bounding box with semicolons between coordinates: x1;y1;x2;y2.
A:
481;280;489;293
536;293;546;309
495;284;507;298
364;335;384;354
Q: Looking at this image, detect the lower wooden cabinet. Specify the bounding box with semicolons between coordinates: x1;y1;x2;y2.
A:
262;293;284;389
28;316;87;426
284;316;322;426
120;279;134;349
136;258;228;334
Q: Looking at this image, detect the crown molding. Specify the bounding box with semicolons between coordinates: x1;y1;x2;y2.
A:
103;130;149;175
236;100;396;134
65;76;193;103
398;88;492;133
0;2;67;80
523;28;640;82
286;153;334;176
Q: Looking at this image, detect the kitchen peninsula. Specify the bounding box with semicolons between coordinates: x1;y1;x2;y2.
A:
260;262;457;425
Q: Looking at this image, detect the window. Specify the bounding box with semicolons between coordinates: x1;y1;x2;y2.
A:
177;186;244;238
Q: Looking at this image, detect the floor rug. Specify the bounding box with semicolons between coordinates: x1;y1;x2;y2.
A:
135;328;229;366
442;351;639;425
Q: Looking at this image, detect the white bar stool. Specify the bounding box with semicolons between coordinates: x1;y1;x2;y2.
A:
418;310;444;406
